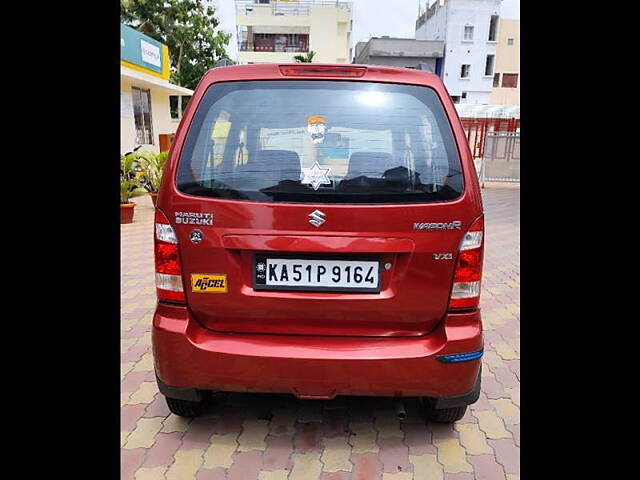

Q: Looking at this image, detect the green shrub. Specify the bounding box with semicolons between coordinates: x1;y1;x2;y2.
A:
120;152;142;204
140;151;168;193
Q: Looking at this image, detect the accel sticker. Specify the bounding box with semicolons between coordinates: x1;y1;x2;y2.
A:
191;274;228;293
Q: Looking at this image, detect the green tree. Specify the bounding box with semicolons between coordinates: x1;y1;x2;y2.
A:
293;51;316;63
121;0;231;89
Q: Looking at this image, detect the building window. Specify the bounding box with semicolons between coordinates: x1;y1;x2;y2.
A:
507;38;514;46
488;15;499;41
501;73;519;88
464;25;474;41
451;95;461;104
170;95;192;120
461;92;467;99
493;73;500;87
460;64;470;78
132;87;153;145
484;54;495;76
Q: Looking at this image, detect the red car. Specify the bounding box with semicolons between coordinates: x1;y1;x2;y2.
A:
152;63;484;423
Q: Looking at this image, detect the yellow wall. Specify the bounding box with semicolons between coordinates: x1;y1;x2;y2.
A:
490;19;520;105
237;4;352;64
490;86;520;106
121;77;179;154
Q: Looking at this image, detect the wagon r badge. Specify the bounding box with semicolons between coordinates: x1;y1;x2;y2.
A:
308;209;326;227
414;221;462;230
190;229;203;244
433;253;453;260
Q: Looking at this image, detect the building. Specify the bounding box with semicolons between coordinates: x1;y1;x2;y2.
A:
120;23;193;154
235;0;352;64
353;37;445;72
490;19;519;105
416;0;503;105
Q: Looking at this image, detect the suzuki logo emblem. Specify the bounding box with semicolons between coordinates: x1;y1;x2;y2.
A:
308;209;326;227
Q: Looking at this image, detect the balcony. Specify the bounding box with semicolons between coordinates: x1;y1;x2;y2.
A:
238;41;309;53
236;0;352;16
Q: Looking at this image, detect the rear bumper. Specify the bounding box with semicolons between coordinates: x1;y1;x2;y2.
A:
152;303;483;402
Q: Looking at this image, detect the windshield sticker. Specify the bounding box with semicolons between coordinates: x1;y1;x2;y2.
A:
307;115;327;144
301;162;332;191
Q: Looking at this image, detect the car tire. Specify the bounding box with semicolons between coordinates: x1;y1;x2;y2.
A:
428;405;467;423
423;398;467;423
165;396;205;417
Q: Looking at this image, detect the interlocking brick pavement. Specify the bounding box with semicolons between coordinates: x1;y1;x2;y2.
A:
121;186;520;479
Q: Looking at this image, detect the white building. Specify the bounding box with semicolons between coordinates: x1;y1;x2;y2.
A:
235;0;352;65
416;0;503;105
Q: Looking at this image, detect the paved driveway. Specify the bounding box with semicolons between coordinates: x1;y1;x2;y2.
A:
121;186;520;480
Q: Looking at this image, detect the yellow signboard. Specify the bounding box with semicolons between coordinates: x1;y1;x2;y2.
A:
121;24;171;80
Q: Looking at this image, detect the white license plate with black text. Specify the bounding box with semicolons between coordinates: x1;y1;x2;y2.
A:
254;257;381;292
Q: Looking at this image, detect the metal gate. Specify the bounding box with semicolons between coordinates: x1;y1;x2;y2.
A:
460;117;519;161
479;131;520;186
459;116;520;186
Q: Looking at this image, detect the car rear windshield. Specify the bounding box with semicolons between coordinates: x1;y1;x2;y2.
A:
177;80;463;204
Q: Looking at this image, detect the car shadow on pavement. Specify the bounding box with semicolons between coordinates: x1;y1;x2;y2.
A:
186;391;458;444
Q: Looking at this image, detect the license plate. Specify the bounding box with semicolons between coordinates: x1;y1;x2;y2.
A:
254;256;381;293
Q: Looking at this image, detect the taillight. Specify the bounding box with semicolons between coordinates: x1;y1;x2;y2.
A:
279;65;366;77
154;209;185;303
449;216;484;310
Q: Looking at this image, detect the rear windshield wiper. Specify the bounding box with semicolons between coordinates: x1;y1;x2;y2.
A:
179;180;248;199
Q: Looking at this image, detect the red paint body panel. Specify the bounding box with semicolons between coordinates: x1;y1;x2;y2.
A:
221;235;415;253
153;64;484;398
153;303;482;398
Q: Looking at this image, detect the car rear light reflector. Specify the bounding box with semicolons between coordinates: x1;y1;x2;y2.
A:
156;223;178;244
453;249;482;283
155;209;185;303
155;243;181;275
279;65;366;77
437;349;484;363
156;273;184;293
460;231;483;250
451;281;481;299
449;216;484;310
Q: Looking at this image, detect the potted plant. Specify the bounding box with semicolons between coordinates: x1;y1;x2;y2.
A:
120;153;141;224
140;151;168;207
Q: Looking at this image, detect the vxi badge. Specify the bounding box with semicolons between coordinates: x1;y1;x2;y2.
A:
413;221;462;231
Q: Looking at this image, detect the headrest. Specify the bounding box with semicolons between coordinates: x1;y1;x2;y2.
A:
254;150;301;176
347;151;396;178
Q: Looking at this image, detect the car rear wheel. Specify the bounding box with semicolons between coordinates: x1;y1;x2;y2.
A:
423;398;467;423
428;405;467;423
165;396;205;417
